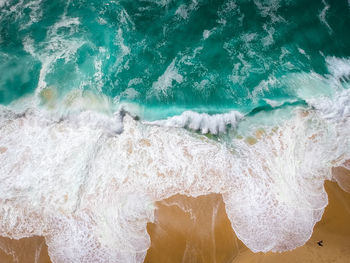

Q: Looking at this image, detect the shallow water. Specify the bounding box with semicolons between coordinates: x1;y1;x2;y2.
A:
145;181;350;263
1;181;349;262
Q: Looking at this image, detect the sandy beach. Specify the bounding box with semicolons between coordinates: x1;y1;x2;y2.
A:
0;180;349;263
145;180;350;263
0;236;50;263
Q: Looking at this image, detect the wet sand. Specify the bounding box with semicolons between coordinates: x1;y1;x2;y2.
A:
1;181;349;263
144;193;243;263
145;180;350;263
233;180;350;263
0;236;50;263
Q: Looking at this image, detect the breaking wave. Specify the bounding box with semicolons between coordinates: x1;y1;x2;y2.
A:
0;83;349;262
1;0;350;262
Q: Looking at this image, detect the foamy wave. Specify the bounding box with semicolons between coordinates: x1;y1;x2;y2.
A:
22;15;84;94
0;87;349;261
1;56;350;259
326;56;350;82
146;110;243;134
308;89;350;120
149;59;183;98
0;0;6;8
319;0;332;33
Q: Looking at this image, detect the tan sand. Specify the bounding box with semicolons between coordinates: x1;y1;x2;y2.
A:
234;180;350;263
0;236;50;263
145;180;350;263
144;193;242;263
1;181;349;263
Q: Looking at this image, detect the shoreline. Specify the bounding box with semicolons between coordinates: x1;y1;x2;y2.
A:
2;180;348;262
145;180;350;262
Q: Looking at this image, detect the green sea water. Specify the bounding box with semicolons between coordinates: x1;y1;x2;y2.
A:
1;0;350;119
2;1;350;260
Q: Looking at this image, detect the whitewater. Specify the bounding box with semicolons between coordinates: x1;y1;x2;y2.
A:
1;0;350;262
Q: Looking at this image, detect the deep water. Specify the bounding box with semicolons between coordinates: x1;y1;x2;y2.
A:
1;0;350;119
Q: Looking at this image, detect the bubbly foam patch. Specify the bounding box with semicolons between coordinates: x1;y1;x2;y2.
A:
150;59;183;98
147;110;243;134
319;0;332;33
0;87;349;261
326;56;350;82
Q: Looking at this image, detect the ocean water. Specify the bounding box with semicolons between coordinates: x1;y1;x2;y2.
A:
0;0;350;262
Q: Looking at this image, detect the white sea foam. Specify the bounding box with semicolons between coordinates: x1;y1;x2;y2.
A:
298;47;310;60
254;0;282;22
0;0;43;27
251;75;277;99
326;56;350;82
1;55;350;261
0;0;6;8
127;78;143;87
150;59;183;97
175;0;199;20
120;88;140;100
308;88;350;121
263;98;283;107
1;82;350;261
23;16;84;93
146;110;243;134
202;29;211;39
319;0;332;34
281;56;350;103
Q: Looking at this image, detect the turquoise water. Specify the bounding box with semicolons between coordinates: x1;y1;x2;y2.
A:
1;1;350;261
1;0;350;119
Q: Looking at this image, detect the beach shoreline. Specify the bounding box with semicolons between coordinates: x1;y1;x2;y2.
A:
1;180;348;263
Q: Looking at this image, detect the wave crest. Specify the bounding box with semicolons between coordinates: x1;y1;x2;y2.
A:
0;87;349;261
